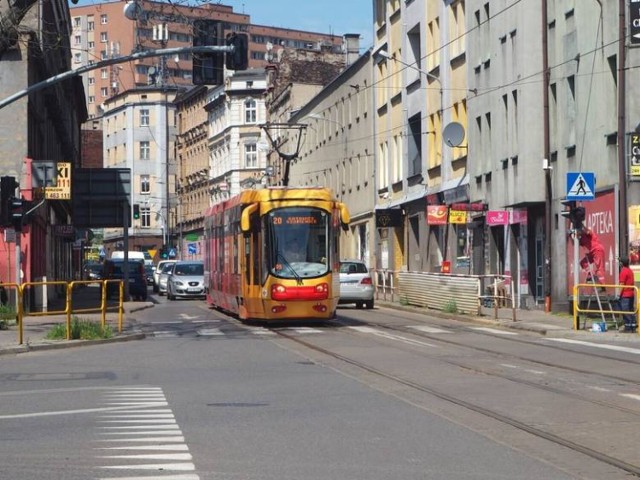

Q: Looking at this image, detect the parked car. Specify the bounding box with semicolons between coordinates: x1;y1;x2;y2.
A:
102;258;148;301
153;260;176;293
167;261;205;300
83;262;103;281
157;261;176;296
338;259;374;309
144;264;155;286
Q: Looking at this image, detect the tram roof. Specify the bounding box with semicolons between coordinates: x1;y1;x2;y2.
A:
202;187;337;217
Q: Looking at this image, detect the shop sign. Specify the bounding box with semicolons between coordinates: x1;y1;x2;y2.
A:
427;205;448;225
449;210;467;224
486;210;509;226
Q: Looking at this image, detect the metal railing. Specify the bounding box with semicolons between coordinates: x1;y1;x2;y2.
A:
14;280;124;344
573;283;638;332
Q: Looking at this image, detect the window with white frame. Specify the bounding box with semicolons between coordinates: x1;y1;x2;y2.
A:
100;14;107;24
74;53;81;63
100;32;108;42
140;141;150;160
88;96;95;104
88;20;94;31
88;77;95;85
101;68;108;79
245;143;257;167
88;41;94;49
74;35;81;45
141;206;151;227
140;109;150;126
100;87;108;97
73;17;81;28
140;175;150;194
100;50;108;60
245;99;257;123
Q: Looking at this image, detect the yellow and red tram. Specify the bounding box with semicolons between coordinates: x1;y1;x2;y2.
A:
203;187;350;322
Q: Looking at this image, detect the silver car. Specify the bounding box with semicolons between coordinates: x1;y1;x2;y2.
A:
338;260;374;309
157;262;175;296
153;260;176;292
167;261;205;300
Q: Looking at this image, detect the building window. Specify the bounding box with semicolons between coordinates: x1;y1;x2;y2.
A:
245;143;257;167
74;35;81;45
100;32;108;42
140;109;150;126
101;68;108;79
140;141;150;160
245;99;257;123
100;87;108;97
88;96;95;104
100;14;107;24
88;77;95;85
141;206;151;227
73;17;81;28
141;175;150;194
74;53;81;63
88;41;94;49
88;20;94;31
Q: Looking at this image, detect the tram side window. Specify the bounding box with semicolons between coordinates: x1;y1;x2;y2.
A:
244;236;251;285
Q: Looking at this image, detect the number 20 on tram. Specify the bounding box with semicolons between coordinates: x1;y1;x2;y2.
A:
203;187;350;323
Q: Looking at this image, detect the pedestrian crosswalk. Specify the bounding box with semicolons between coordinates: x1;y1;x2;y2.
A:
95;387;199;479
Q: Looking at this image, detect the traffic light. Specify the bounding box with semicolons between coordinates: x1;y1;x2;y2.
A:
226;33;249;71
133;204;140;220
9;196;24;231
0;176;18;227
192;19;224;85
560;200;585;230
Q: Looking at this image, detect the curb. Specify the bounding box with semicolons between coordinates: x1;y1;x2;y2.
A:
0;332;146;356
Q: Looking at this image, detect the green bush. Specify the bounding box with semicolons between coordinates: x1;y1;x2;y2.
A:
0;305;17;329
46;316;113;340
443;298;458;314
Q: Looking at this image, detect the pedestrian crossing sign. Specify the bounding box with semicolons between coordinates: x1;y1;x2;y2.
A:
566;172;595;201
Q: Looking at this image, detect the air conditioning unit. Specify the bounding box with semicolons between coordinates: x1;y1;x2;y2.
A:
112;82;118;88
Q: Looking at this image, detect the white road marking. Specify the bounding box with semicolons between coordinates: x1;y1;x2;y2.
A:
289;327;323;334
105;402;168;407
243;327;275;335
99;425;180;430
470;327;518;335
150;321;183;324
548;338;640;354
97;475;199;480
586;386;612;393
197;328;224;336
499;364;546;375
101;462;195;471
621;393;640;401
349;326;437;348
408;325;450;334
100;431;183;436
97;436;186;442
99;419;178;424
98;444;189;451
100;453;192;461
178;314;200;320
99;414;175;419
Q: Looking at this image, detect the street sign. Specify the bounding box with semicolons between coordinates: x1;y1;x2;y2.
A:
630;133;640;179
169;248;177;258
631;0;640;45
188;243;197;255
566;172;595;201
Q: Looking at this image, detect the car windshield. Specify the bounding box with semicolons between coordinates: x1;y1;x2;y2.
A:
161;263;175;273
174;264;204;276
340;262;368;274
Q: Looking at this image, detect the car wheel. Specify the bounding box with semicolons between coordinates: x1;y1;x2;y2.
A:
365;300;374;309
153;285;158;293
355;302;363;309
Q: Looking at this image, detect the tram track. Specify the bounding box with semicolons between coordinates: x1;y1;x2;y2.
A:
272;323;640;478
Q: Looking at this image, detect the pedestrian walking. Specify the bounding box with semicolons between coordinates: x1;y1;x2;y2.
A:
618;257;637;333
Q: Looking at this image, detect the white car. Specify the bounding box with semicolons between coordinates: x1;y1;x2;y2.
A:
338;260;374;309
157;262;176;296
153;260;176;293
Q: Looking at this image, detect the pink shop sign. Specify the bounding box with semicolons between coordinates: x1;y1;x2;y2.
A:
486;210;509;225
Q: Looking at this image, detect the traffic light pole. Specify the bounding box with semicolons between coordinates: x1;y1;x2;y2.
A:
0;45;234;111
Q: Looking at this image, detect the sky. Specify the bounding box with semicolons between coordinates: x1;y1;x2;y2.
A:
228;0;373;49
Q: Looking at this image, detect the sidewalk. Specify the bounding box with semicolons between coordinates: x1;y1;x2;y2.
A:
1;291;638;356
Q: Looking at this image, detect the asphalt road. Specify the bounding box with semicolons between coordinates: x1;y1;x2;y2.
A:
0;293;638;479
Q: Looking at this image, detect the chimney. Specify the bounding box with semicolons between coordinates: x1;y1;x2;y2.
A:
343;33;360;65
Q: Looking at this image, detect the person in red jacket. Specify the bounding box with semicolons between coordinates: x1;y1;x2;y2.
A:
618;257;637;333
578;226;605;283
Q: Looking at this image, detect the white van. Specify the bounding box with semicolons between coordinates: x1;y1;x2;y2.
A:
110;251;151;266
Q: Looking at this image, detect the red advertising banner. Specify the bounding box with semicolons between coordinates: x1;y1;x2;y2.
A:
486;210;508;225
427;205;448;225
566;189;617;293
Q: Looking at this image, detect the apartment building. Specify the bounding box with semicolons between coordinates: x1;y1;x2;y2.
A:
70;0;342;120
101;86;180;256
206;69;268;204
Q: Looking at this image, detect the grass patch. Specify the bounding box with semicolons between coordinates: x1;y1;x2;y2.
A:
443;299;459;314
45;316;113;340
0;305;17;330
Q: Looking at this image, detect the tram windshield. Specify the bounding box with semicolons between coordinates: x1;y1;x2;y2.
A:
264;207;330;279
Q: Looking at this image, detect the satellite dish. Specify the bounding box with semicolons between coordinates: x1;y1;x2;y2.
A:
443;122;465;147
123;1;143;20
148;66;157;75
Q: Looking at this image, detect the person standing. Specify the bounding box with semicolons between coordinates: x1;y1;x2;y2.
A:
618;257;636;333
578;226;605;283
